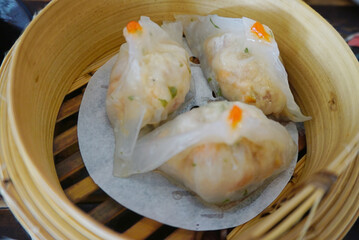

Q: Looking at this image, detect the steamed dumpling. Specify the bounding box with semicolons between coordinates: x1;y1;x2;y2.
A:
177;15;310;122
160;138;291;204
106;17;191;165
120;101;297;204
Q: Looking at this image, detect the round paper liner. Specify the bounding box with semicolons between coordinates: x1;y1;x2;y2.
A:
78;55;298;231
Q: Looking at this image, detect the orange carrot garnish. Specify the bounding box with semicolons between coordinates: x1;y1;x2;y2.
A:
127;21;142;33
228;105;243;128
251;22;271;42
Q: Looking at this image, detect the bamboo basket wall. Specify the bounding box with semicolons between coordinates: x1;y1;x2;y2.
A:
0;0;358;239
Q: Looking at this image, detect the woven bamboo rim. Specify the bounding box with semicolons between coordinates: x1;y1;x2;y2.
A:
0;0;359;239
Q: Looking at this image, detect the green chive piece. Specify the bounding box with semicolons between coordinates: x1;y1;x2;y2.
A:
168;86;177;99
128;96;134;101
217;88;222;97
243;189;248;196
222;198;230;204
210;18;220;29
207;77;212;83
159;99;168;107
192;163;197;167
244;48;249;53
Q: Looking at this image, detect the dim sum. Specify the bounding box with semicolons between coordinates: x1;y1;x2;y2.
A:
123;101;296;204
177;15;310;122
106;16;191;171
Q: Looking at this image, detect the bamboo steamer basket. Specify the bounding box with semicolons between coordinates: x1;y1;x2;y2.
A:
0;0;359;239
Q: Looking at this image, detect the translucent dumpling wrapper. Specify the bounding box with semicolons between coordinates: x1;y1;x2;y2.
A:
176;15;310;122
125;101;297;203
106;17;191;176
162;21;216;118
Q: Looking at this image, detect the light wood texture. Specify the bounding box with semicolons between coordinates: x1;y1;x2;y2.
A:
1;50;120;240
68;53;116;93
64;177;99;203
165;229;198;240
56;93;83;122
1;0;358;239
124;218;163;239
56;152;84;181
53;126;78;155
89;198;125;223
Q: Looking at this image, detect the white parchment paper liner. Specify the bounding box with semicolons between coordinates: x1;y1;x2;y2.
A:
78;55;298;231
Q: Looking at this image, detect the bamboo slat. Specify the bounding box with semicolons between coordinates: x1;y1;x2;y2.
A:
313;159;359;240
165;229;198;240
276;159;359;240
64;177;99;203
56;152;84;181
89;198;125;224
124;218;163;239
229;150;359;239
53;126;78;155
56;93;83;123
